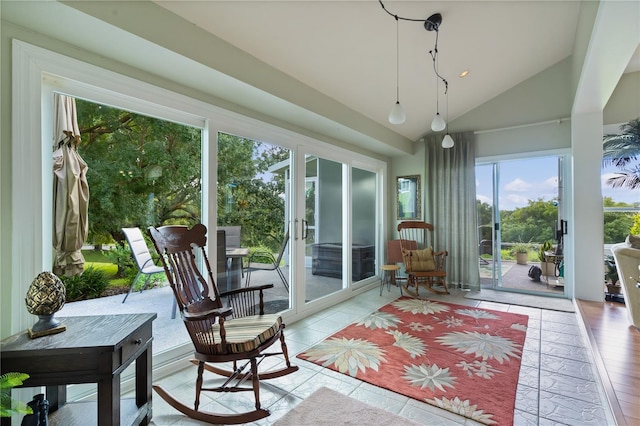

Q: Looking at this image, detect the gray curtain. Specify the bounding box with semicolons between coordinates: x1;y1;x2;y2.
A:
424;132;480;290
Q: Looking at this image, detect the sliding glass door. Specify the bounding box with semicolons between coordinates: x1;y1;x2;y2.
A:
477;156;566;296
216;136;382;315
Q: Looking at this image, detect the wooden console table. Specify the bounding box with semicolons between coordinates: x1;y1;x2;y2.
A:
0;313;156;426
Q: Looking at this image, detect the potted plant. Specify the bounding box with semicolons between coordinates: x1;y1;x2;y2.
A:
0;372;32;418
511;242;531;265
538;240;555;276
604;255;621;294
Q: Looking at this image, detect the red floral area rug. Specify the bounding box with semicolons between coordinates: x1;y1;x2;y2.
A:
298;297;529;425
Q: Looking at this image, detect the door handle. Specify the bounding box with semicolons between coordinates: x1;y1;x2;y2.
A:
302;219;308;240
294;219;299;240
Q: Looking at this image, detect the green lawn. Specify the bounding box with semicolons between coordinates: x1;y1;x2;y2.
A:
82;249;128;287
82;249;166;290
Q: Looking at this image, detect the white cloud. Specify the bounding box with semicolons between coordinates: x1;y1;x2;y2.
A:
504;178;531;192
543;176;558;189
500;194;529;210
476;194;491;205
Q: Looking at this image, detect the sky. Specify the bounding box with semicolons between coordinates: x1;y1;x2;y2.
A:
476;156;640;211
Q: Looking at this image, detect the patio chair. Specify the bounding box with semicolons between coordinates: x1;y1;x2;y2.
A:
147;223;298;424
398;221;449;296
245;230;289;291
121;227;167;303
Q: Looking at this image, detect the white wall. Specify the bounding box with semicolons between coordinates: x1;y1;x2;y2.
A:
475;120;571;158
604;71;640;124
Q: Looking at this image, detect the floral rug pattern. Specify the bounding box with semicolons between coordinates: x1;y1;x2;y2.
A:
298;297;528;425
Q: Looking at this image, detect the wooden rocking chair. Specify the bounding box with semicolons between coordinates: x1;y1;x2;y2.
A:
148;223;299;424
398;221;449;296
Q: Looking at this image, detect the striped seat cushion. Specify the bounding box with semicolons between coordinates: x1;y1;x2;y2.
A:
208;314;282;353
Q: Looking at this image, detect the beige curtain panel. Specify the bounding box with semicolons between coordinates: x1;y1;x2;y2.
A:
52;93;89;277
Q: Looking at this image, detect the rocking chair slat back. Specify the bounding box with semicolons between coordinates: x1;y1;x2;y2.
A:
397;221;449;296
148;224;219;314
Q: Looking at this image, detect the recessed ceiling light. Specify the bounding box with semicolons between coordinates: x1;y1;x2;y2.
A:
459;70;469;78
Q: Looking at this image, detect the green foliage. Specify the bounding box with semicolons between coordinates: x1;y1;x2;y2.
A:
82;249;111;263
1;373;33;417
102;242;135;278
217;133;288;252
476;200;493;242
511;242;532;255
602;197;636;243
60;267;110;301
604;255;619;284
602;118;640;189
500;198;558;244
538;240;554;262
131;273;166;292
500;248;515;261
76;99;202;243
630;213;640;235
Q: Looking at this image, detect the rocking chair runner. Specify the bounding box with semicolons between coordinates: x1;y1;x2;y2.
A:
147;224;298;424
397;221;449;296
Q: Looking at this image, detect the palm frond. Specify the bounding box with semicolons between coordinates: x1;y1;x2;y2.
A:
602;118;640;170
606;172;640;190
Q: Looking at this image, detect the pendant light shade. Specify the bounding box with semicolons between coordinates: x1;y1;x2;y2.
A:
431;113;446;132
442;133;454;148
389;101;406;124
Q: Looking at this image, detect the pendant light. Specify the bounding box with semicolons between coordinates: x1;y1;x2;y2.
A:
426;13;446;132
388;15;406;124
441;134;454;148
379;2;454;140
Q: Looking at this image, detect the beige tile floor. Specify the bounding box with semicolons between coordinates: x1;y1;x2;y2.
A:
144;287;616;426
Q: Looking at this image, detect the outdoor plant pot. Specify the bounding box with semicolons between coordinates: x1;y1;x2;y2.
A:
540;261;555;276
606;283;622;294
516;253;528;265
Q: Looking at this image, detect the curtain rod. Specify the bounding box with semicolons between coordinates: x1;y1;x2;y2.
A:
474;117;570;135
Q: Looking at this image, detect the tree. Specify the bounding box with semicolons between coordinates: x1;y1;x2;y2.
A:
603;196;635;243
602;118;640;189
76;99;202;244
500;198;558;244
216;133;290;251
476;200;493;242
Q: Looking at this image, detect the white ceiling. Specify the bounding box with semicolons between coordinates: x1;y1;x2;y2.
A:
155;0;586;142
3;1;638;156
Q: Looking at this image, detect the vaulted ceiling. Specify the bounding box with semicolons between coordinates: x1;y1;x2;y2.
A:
3;1;639;157
156;0;586;143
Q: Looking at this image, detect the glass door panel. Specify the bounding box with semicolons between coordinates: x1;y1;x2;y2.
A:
304;155;346;302
476;156;565;296
351;167;377;284
476;163;500;288
217;132;292;312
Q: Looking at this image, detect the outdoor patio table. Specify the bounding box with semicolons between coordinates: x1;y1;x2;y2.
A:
226;247;249;290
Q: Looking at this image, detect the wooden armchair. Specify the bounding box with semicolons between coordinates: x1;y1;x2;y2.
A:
398;221;449;296
148;224;298;424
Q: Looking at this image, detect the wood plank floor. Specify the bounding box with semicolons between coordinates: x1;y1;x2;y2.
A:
576;299;640;426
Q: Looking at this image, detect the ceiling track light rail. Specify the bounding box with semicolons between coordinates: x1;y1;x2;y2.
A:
378;1;455;148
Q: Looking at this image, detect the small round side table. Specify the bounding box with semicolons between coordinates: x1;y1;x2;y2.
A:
380;264;400;296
